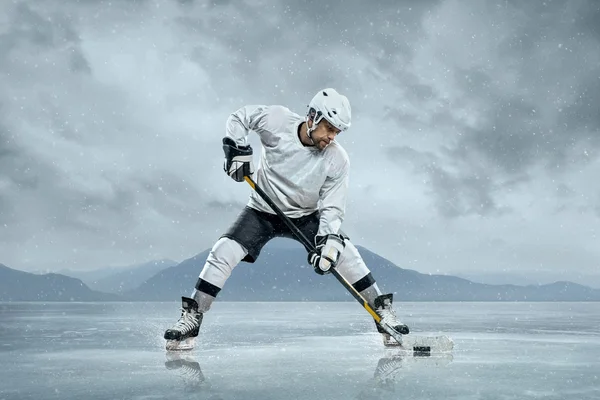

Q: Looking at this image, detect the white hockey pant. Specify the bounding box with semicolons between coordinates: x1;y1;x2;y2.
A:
191;237;382;312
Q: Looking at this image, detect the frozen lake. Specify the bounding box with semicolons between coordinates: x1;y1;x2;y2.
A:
1;301;599;400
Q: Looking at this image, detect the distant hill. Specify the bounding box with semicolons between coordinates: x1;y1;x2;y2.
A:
0;264;118;302
358;250;600;301
129;239;600;302
53;266;128;283
53;259;178;292
454;271;600;289
86;259;178;294
3;239;600;302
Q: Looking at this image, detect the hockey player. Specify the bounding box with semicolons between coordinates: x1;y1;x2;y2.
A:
164;88;409;350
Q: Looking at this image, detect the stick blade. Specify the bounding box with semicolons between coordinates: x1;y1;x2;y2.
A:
383;334;454;353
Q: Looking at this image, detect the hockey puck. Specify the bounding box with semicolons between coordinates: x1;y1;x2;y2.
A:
413;346;431;356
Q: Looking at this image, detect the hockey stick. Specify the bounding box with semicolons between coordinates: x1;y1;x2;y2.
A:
243;175;404;345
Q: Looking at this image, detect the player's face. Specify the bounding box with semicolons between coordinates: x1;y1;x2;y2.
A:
311;119;341;150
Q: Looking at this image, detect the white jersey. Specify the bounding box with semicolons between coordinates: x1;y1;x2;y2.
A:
225;104;350;237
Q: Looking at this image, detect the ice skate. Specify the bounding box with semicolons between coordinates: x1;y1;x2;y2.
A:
374;294;410;347
164;297;203;351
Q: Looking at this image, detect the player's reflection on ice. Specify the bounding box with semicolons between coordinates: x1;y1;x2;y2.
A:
164;350;453;399
356;351;454;400
164;352;223;399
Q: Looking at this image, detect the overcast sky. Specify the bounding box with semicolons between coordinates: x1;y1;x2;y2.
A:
1;0;599;286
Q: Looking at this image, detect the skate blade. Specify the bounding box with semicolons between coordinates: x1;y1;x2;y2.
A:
382;334;402;347
165;337;196;352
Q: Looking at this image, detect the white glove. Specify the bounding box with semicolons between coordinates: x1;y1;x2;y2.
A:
308;234;346;275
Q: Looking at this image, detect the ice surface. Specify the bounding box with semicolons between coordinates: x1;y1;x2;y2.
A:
0;302;599;400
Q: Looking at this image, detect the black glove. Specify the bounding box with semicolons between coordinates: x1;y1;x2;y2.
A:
308;234;346;275
223;137;254;182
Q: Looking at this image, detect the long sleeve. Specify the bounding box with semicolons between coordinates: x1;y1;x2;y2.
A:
317;158;350;237
222;103;351;221
225;105;270;147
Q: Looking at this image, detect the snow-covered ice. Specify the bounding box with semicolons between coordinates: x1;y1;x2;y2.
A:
0;302;598;399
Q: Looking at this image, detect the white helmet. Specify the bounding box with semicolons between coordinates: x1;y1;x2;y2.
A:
307;88;351;133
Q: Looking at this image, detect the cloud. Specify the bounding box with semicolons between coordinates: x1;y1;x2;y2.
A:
0;1;235;266
0;0;599;286
380;0;600;219
385;145;510;218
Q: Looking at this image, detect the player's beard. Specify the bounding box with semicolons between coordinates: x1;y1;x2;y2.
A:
318;139;330;150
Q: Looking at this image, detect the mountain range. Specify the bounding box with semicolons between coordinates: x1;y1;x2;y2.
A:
85;259;177;294
45;259;178;293
0;263;117;302
2;239;600;302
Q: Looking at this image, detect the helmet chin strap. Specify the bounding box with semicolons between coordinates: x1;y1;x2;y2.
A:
306;110;324;145
305;116;316;145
